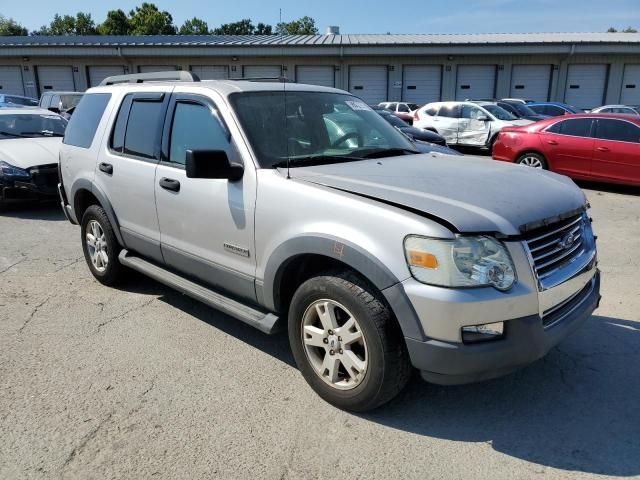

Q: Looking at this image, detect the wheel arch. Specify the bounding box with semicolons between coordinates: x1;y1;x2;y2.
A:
261;235;426;341
71;178;125;246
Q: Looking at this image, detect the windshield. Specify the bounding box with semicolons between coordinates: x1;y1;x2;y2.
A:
482;104;517;121
407;103;419;111
231;91;416;168
0;113;67;139
5;96;38;106
381;113;408;128
512;103;538;117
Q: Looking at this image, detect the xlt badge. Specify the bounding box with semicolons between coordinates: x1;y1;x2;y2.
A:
224;243;250;257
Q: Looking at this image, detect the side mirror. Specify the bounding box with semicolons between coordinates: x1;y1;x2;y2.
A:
185;149;244;181
476;114;490;122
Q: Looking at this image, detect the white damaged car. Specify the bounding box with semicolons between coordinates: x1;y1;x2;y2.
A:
0;108;67;206
413;101;532;150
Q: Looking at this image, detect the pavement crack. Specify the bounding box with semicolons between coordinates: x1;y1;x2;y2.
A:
0;255;27;275
54;256;83;272
18;296;51;334
61;412;113;473
95;297;155;333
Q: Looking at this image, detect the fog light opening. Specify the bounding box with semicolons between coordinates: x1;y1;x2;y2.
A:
462;322;504;344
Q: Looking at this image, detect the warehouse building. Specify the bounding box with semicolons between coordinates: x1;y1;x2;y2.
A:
1;31;640;109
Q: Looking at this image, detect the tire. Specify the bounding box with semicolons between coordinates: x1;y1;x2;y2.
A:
81;205;125;286
288;271;411;412
516;152;548;169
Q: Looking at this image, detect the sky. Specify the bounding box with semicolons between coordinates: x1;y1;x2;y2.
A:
2;0;640;34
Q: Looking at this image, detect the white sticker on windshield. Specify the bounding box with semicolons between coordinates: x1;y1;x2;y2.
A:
345;100;371;111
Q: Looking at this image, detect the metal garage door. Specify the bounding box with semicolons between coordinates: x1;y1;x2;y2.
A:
190;65;229;80
564;64;608;110
296;66;334;87
456;65;496;100
402;65;441;105
243;65;282;79
138;65;177;73
620;64;640;105
88;66;126;87
0;66;24;96
37;66;75;94
510;65;551;102
349;66;388;104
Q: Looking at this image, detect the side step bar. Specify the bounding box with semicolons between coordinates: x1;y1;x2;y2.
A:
118;250;279;334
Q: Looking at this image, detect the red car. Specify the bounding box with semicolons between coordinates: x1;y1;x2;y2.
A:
493;113;640;186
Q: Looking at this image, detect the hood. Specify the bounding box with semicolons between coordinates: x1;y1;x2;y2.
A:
401;126;445;144
509;119;534;126
290;154;586;236
0;137;62;169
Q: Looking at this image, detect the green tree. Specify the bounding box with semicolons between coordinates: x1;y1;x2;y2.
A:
255;22;273;35
75;12;97;35
212;19;255;35
33;12;96;35
128;3;176;35
179;17;209;35
607;27;618;32
622;26;638;33
97;9;130;35
0;15;28;36
276;16;318;35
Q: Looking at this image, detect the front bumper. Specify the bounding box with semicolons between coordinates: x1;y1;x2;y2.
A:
406;271;600;385
0;165;59;202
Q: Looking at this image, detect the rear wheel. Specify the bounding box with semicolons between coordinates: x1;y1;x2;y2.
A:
288;271;411;412
516;152;547;169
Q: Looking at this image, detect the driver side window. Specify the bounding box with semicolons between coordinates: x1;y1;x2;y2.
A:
169;101;230;166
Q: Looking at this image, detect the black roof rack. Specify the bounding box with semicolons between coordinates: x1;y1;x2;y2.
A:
99;71;200;86
226;76;291;83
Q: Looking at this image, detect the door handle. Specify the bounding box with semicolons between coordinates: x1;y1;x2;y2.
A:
596;146;610;152
98;162;113;175
159;177;180;192
547;140;558;145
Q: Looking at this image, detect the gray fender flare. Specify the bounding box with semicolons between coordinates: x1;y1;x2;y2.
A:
261;234;426;341
71;178;125;247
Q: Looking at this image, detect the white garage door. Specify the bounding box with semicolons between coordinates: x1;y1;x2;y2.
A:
88;66;126;87
243;65;282;79
349;66;388;104
138;65;177;73
510;65;551;102
620;64;640;105
296;66;334;87
565;64;608;110
37;66;75;94
190;65;229;80
456;65;496;100
0;66;24;96
403;65;441;105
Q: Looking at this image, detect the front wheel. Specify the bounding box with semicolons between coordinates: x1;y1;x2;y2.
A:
81;205;125;286
516;152;547;169
288;272;411;412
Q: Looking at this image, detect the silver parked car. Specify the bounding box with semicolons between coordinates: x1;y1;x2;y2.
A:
59;73;600;411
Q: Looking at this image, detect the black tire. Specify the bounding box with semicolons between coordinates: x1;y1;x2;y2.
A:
288;271;411;412
81;204;125;286
516;152;548;169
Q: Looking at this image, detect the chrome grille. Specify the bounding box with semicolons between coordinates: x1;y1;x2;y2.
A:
524;214;587;281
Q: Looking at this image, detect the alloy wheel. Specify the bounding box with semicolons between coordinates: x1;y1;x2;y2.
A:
85;220;108;272
519;155;544;168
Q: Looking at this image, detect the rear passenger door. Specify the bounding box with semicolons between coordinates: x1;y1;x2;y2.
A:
154;91;257;302
539;118;595;178
592;118;640;184
95;88;172;263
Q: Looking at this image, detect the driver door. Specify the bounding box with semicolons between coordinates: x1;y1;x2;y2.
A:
458;105;491;146
154;91;257;302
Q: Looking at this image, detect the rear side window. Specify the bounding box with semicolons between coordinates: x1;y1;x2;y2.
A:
438;105;460;118
545;105;566;116
546;118;593;137
424;105;439;116
595;119;640;143
63;93;111;148
124;100;163;159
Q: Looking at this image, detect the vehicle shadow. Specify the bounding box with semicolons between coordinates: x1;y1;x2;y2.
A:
0;200;66;221
114;272;295;368
576;180;640;196
361;314;640;476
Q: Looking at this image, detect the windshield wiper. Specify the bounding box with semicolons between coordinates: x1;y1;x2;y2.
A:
21;131;64;137
357;147;419;159
272;155;365;168
0;131;28;138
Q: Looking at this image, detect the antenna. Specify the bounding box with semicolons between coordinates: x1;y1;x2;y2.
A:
280;7;291;179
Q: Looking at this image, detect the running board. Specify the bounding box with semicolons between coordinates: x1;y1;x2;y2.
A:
118;250;279;334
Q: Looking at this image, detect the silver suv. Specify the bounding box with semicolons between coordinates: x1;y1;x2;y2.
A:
59;72;600;411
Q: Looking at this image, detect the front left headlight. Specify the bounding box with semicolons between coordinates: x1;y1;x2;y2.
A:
0;161;30;179
404;235;516;291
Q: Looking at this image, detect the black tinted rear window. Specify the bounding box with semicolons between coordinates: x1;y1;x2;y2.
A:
63;93;111;148
546;118;593;137
124;99;163;159
595;119;640;143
